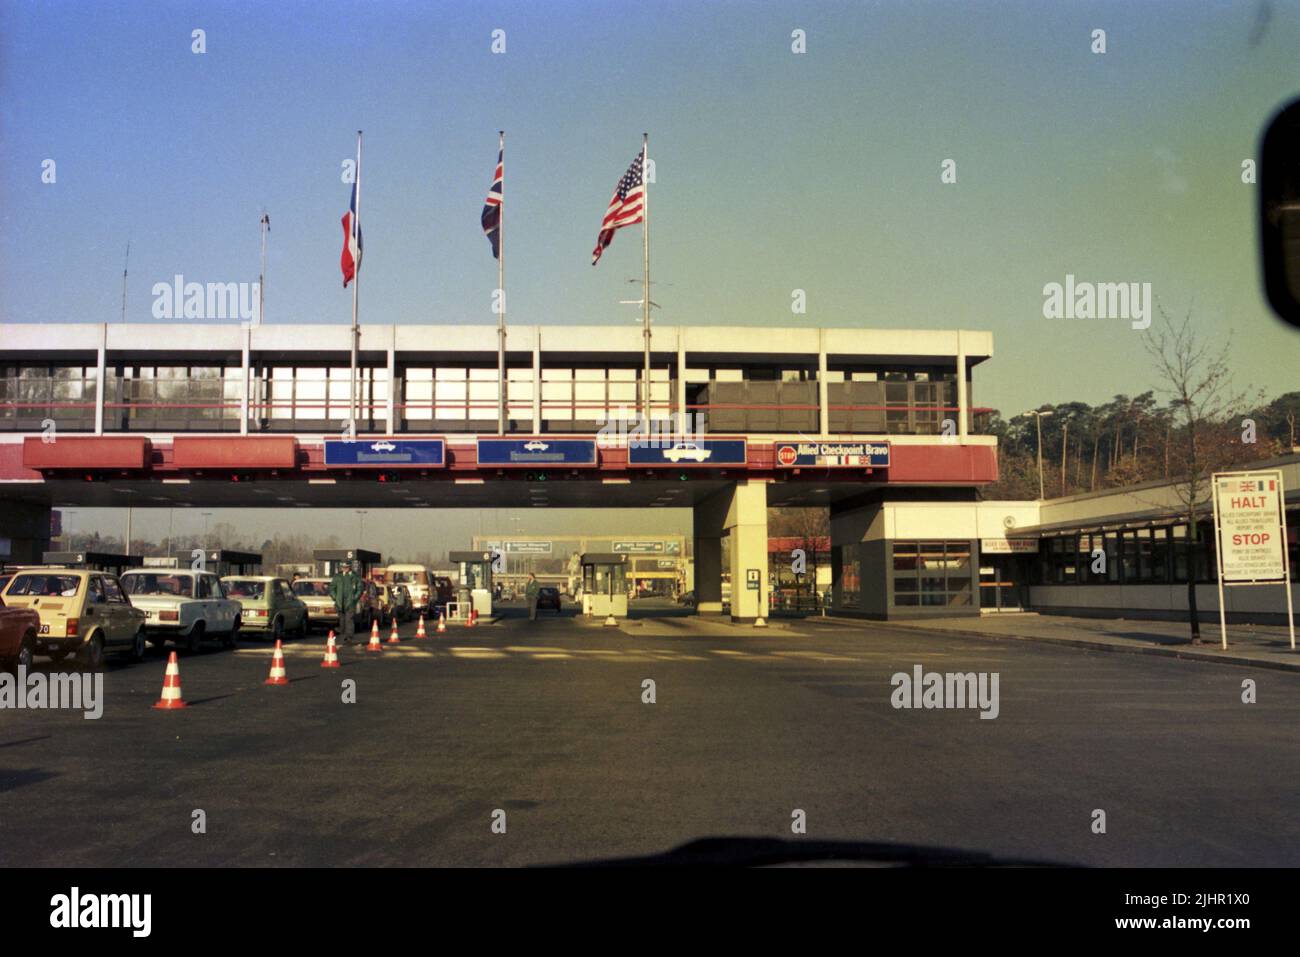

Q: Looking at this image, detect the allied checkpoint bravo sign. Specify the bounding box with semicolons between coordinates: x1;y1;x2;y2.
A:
774;440;890;468
1210;469;1294;650
324;438;445;468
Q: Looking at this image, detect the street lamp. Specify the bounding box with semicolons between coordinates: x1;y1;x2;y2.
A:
201;512;213;549
356;510;368;548
1023;409;1054;500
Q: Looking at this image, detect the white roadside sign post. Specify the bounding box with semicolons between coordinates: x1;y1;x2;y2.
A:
1210;469;1294;651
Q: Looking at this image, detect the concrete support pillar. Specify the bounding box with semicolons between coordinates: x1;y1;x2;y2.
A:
956;329;969;440
676;327;687;433
725;480;769;621
94;324;106;435
818;328;829;437
693;531;723;613
532;328;542;428
240;328;250;436
386;329;396;436
693;479;769;621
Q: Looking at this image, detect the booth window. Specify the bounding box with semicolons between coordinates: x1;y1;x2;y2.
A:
893;541;971;607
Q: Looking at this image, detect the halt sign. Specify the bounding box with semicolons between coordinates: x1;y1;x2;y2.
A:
1212;471;1286;583
1210;469;1294;652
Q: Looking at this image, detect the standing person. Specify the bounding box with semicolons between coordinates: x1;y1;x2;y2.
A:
328;560;362;645
525;573;540;622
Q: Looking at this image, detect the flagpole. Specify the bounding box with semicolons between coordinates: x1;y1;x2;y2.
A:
641;132;650;423
497;130;506;435
350;130;362;428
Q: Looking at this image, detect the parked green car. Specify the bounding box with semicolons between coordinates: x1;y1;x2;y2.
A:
221;576;308;641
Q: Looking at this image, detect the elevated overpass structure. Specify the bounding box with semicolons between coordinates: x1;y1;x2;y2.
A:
0;321;999;620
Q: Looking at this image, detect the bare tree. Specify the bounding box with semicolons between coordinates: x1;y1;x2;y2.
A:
1142;306;1245;642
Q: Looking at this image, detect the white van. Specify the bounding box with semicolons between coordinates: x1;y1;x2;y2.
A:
384;564;432;613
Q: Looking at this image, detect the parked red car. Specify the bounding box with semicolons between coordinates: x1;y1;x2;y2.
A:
0;591;42;672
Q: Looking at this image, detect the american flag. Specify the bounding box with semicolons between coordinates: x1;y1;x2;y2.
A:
481;145;503;259
591;149;644;266
340;180;362;287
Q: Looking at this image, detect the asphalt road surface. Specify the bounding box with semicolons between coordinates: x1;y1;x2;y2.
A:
2;598;1297;867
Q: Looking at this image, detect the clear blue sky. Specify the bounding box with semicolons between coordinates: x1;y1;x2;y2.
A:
4;0;1298;545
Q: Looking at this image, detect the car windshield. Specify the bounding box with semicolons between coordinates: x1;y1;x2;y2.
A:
293;581;331;597
224;579;266;599
120;573;193;597
390;571;422;583
6;573;82;597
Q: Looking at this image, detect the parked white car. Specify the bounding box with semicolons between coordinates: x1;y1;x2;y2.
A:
118;569;242;653
663;443;711;463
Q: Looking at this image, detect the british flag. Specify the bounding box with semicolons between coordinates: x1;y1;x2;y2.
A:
481;145;503;259
591;149;644;266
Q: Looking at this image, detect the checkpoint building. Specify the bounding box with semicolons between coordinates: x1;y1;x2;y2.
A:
2;320;1294;625
0;321;996;621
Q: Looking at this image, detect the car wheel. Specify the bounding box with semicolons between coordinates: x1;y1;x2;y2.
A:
16;633;35;671
185;623;204;654
78;634;105;671
127;628;146;663
222;619;240;649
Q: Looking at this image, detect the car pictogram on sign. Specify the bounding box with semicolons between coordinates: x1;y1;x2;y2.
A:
663;443;711;463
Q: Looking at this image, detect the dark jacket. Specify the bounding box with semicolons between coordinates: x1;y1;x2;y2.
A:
328;571;363;614
525;579;540;601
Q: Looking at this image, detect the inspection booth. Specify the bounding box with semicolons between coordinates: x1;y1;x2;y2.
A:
202;550;262;577
448;550;494;618
41;551;142;574
581;553;629;619
313;548;383;579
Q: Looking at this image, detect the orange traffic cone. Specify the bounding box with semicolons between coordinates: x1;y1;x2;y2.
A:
264;639;289;686
415;614;427;639
436;611;446;635
152;651;187;710
367;619;383;653
468;608;477;628
321;632;340;669
387;619;401;645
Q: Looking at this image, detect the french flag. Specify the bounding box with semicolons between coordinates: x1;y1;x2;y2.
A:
340;181;362;287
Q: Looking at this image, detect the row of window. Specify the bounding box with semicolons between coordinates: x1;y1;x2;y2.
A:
1;363;959;384
836;540;976;609
1034;517;1300;585
892;541;974;607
